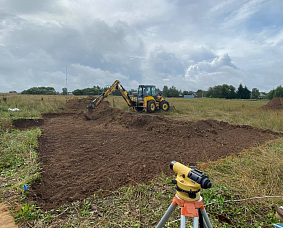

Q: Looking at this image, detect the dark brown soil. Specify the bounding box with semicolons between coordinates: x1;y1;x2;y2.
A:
64;96;97;111
260;97;283;110
12;119;44;130
25;98;281;210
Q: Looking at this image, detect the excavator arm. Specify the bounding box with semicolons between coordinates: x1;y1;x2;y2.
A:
85;80;133;120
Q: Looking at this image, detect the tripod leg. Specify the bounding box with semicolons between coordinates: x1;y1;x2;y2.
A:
156;203;177;228
203;220;208;228
180;215;187;228
200;208;213;228
193;217;199;228
199;209;204;228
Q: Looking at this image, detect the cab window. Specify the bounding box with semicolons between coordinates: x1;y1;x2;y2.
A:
145;87;151;96
138;87;143;96
152;87;156;96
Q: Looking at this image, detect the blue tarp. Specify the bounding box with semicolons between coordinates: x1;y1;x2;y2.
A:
184;95;195;98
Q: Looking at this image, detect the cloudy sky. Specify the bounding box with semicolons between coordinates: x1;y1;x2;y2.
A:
0;0;282;93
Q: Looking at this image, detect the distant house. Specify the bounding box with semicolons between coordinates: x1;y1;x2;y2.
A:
9;91;17;93
259;92;267;99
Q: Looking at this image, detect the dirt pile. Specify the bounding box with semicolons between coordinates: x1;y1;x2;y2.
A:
25;98;281;210
65;97;110;112
260;97;283;110
65;97;94;111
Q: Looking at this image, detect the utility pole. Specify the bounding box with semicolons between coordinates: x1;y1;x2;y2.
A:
66;66;68;95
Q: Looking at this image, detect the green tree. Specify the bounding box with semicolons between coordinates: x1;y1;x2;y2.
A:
72;89;83;95
62;87;67;95
267;89;275;100
112;89;121;96
268;86;283;99
21;87;56;95
251;88;260;99
236;84;250;99
183;90;190;96
162;86;169;97
227;85;236;99
243;86;251;99
221;85;229;98
195;90;204;98
236;84;244;99
207;86;220;98
168;86;179;97
274;85;283;98
206;84;236;99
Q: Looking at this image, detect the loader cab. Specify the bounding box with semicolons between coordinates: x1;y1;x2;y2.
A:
138;85;156;98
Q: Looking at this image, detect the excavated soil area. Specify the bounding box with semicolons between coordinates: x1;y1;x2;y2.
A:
26;98;281;210
12;119;44;130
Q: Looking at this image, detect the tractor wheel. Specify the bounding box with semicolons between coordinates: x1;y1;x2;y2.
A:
147;100;156;113
160;100;170;111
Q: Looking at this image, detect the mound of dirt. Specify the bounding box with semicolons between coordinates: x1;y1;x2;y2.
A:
26;98;282;210
65;97;94;111
260;97;283;110
88;103;171;129
65;97;111;112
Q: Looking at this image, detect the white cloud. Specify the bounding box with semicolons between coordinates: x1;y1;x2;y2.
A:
0;0;283;93
184;54;244;89
265;29;283;47
70;64;129;89
221;0;265;28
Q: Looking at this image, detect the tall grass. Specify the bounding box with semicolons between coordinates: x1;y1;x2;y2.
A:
0;94;71;132
199;138;283;227
0;128;41;200
0;94;70;118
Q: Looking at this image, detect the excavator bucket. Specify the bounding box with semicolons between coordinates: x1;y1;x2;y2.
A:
84;94;104;120
84;106;94;120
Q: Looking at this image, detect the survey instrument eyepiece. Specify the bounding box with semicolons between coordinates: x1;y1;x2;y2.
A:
188;168;211;189
170;161;177;170
170;161;211;201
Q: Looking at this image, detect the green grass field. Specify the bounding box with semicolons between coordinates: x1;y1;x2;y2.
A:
0;94;282;227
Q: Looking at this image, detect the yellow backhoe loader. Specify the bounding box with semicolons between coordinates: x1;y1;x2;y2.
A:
85;80;170;120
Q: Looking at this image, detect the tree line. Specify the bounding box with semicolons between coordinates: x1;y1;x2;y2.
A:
204;84;283;100
21;87;56;95
267;86;283;99
205;84;253;99
162;84;258;99
72;86;108;96
20;84;283;100
72;86;137;96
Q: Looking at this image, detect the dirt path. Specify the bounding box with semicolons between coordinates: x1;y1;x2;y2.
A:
0;204;17;228
13;99;281;210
